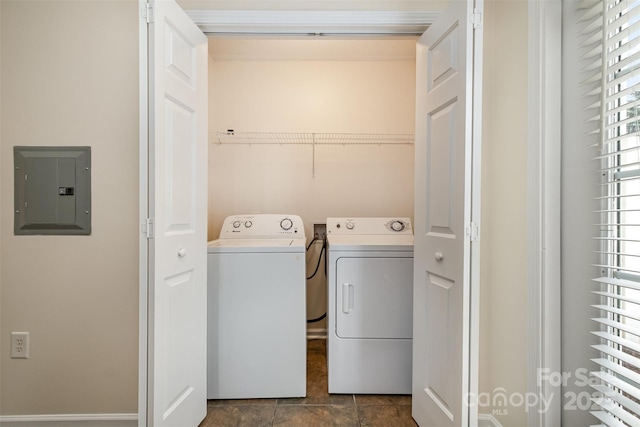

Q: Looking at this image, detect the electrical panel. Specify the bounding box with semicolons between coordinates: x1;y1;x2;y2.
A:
14;146;91;235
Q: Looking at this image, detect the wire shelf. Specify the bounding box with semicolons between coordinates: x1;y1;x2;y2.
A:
211;131;414;145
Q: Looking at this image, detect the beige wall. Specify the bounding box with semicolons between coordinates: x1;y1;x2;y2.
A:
0;0;4;402
0;0;139;416
480;0;529;425
207;39;417;239
0;0;533;421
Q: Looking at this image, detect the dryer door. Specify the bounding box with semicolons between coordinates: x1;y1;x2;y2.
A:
336;257;413;339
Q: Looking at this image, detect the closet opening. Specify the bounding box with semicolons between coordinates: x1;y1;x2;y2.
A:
206;35;418;335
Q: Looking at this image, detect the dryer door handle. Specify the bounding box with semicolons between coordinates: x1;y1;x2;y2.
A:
342;283;354;314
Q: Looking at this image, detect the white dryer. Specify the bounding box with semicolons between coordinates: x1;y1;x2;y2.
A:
207;214;306;399
326;217;413;394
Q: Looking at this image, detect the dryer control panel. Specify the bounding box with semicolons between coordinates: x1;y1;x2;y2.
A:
219;214;305;238
327;217;413;236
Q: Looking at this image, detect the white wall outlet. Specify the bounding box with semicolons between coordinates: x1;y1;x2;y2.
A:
10;332;29;359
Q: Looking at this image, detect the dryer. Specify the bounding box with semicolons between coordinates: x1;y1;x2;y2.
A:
326;217;413;394
207;214;306;399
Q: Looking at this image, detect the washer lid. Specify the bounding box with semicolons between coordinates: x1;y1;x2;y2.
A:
327;234;414;251
207;238;305;253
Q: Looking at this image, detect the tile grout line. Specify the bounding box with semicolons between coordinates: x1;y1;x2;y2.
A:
270;400;277;427
352;395;363;427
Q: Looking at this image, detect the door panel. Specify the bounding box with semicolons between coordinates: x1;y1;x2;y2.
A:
427;99;458;237
148;1;208;426
164;98;196;230
424;272;456;421
429;24;460;91
412;1;477;426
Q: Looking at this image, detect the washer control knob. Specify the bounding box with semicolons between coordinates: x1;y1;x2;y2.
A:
280;218;293;230
346;221;355;230
244;220;253;228
391;220;405;232
232;220;241;228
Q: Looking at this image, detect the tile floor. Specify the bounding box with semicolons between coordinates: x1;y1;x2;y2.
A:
199;338;418;427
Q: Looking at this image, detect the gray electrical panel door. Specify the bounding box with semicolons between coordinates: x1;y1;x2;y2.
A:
14;146;91;235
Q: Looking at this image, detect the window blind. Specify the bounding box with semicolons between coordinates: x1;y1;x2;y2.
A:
593;0;640;424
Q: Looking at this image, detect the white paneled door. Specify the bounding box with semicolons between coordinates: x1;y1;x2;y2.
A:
145;0;208;426
412;0;481;426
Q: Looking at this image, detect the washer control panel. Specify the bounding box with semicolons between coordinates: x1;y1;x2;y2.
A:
327;217;413;235
219;214;305;238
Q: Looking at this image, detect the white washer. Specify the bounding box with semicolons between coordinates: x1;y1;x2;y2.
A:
207;214;306;399
326;217;413;394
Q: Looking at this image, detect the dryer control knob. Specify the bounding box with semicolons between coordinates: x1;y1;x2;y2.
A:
232;220;241;228
280;218;293;230
391;221;405;232
244;220;253;228
346;221;355;230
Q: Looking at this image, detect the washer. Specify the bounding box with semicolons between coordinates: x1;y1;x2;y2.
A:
326;217;413;394
207;214;306;399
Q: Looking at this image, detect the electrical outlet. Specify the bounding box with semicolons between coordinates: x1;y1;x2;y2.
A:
314;223;327;240
10;332;29;359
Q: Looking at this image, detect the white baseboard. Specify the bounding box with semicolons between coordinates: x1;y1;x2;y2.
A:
478;413;503;427
0;413;137;427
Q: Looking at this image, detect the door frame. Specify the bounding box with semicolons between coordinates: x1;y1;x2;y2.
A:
470;2;484;424
527;0;562;425
138;5;555;426
138;1;149;425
